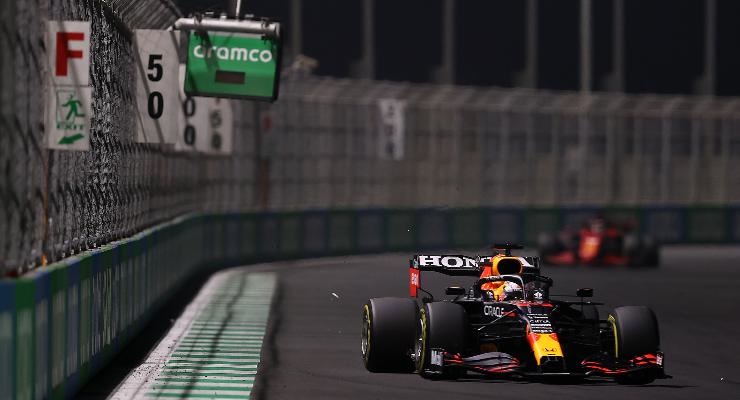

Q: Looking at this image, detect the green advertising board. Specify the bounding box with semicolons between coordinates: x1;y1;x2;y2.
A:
184;31;281;101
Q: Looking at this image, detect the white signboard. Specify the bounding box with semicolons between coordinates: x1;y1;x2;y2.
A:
47;20;92;151
46;86;92;150
134;30;179;144
176;65;208;152
206;98;233;155
378;99;406;160
48;21;90;86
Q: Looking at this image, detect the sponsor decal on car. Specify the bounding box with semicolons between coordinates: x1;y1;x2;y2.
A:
527;313;554;334
416;255;478;269
409;267;421;297
431;349;444;366
484;305;505;317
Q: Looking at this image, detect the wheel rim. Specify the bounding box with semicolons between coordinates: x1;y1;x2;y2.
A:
607;314;619;358
361;306;370;359
414;312;426;370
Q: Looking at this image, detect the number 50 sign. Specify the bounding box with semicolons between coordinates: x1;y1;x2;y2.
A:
134;30;180;144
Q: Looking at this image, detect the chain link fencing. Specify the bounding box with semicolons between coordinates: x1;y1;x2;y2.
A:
4;1;740;277
268;76;740;210
0;0;262;276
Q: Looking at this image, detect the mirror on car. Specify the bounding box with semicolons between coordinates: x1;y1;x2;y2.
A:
445;286;466;296
576;288;594;298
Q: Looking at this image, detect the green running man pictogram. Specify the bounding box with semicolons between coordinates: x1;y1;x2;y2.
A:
62;94;85;121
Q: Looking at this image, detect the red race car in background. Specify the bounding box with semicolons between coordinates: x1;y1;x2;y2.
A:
537;216;660;267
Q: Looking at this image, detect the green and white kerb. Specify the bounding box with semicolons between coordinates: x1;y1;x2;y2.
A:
111;270;276;399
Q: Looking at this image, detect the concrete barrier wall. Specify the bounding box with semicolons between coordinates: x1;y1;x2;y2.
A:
0;215;206;400
0;205;736;399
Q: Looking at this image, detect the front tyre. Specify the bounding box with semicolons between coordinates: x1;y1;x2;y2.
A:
608;306;660;385
415;302;468;379
362;298;418;373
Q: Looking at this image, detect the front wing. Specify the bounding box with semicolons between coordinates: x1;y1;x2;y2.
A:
430;349;668;380
435;351;520;375
580;352;669;378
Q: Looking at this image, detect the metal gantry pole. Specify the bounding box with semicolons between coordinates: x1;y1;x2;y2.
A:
173;18;281;38
702;0;717;95
523;0;538;88
349;0;376;79
291;0;303;60
580;0;592;93
362;0;375;79
612;0;625;92
437;0;455;84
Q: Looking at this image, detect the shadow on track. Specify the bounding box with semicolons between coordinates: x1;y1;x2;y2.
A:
75;269;213;399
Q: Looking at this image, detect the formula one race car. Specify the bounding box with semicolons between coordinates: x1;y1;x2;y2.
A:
538;216;660;267
361;244;668;384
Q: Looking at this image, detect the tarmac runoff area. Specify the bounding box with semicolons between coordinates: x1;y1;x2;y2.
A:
109;270;276;400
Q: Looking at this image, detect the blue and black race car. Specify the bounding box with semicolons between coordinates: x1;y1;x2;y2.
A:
362;244;669;384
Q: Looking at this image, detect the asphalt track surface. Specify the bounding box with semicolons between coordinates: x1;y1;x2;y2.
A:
79;247;740;399
254;247;740;400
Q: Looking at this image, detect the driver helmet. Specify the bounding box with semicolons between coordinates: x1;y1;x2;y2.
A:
498;281;523;301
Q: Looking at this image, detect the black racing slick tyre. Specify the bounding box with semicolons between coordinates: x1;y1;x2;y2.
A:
641;236;660;267
362;298;418;373
537;233;558;258
623;234;641;264
415;302;468;380
608;306;660;385
625;235;660;267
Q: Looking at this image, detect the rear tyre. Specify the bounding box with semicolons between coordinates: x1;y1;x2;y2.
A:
415;302;468;380
625;235;660;267
641;236;660;267
608;306;660;385
623;234;641;265
362;298;418;373
537;233;559;259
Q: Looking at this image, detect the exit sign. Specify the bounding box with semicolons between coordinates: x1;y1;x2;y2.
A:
184;31;281;101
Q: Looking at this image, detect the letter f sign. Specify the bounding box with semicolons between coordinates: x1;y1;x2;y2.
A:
56;32;84;76
49;21;90;86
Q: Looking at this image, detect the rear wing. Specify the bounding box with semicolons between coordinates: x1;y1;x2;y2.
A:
408;254;542;297
409;255;481;297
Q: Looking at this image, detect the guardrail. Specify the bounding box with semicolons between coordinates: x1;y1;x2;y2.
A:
0;205;736;399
